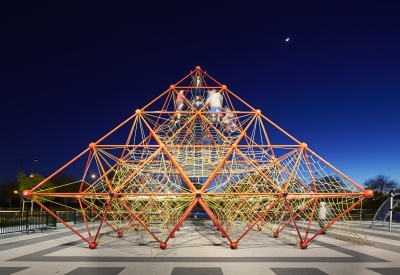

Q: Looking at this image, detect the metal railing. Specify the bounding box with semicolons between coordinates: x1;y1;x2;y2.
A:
0;211;57;234
0;208;384;235
53;210;98;224
74;210;98;224
348;209;378;221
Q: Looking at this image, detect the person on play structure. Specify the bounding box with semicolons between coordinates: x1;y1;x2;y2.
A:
222;106;237;133
201;133;212;163
192;95;204;111
318;201;328;235
175;90;185;122
206;89;223;122
194;72;203;87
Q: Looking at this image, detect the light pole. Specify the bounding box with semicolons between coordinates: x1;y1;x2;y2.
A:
19;158;38;212
13;190;20;211
389;190;394;232
20;158;38;172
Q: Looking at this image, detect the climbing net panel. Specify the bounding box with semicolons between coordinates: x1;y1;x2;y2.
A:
23;66;373;250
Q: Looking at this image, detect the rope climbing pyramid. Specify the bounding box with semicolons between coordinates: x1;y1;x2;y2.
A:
23;66;374;250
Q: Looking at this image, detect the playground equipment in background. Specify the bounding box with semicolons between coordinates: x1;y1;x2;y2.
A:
370;192;400;230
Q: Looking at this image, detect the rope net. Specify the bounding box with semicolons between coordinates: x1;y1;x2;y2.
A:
26;67;372;250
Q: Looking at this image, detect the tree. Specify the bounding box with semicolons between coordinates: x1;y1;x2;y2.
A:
314;175;348;192
364;174;399;204
51;172;78;210
0;179;19;209
17;172;55;205
364;174;399;196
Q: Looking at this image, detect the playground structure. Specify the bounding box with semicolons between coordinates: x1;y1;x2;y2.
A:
370;192;400;230
23;66;374;250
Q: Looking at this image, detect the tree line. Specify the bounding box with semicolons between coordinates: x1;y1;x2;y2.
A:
0;171;77;209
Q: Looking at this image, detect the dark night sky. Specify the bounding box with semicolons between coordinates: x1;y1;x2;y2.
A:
1;1;399;185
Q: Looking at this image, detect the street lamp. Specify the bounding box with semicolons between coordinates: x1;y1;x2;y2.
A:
19;158;38;213
20;158;38;172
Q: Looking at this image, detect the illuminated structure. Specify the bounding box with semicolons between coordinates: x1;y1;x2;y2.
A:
23;66;373;250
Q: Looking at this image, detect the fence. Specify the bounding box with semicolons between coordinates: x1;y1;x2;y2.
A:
74;210;97;224
348;209;377;221
1;208;381;235
0;210;101;234
0;211;57;234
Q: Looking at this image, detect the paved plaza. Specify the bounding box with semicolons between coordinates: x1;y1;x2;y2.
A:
0;220;399;275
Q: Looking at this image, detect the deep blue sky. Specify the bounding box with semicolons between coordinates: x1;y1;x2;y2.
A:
1;1;399;185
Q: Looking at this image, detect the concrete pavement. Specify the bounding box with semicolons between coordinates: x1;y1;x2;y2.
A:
1;220;400;275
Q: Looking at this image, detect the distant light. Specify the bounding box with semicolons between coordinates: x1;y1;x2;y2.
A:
286;38;290;42
30;173;34;178
14;190;18;194
91;174;96;179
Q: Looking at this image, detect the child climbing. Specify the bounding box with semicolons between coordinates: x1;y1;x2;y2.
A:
201;133;212;163
175;90;185;122
193;95;204;111
206;89;223;122
222;106;237;132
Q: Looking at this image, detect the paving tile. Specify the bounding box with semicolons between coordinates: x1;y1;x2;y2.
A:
367;268;400;275
270;268;328;275
65;267;125;275
0;267;29;275
171;267;223;275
